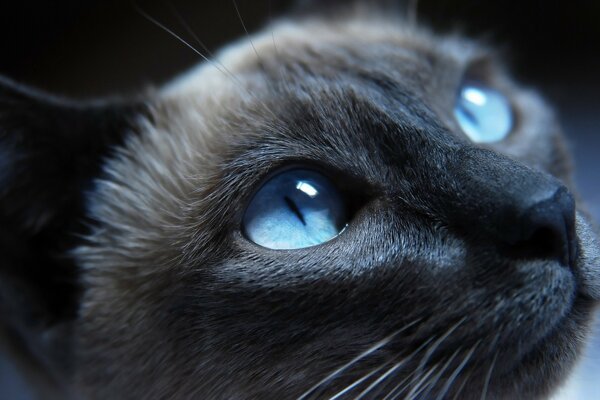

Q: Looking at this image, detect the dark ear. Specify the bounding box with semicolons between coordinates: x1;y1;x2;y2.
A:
0;76;146;371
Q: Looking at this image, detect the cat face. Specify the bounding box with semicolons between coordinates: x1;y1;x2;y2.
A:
1;3;598;400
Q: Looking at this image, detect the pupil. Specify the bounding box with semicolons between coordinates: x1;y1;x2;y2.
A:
283;196;306;225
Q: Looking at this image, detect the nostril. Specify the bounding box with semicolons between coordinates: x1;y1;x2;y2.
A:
505;187;576;267
449;149;578;268
509;226;569;266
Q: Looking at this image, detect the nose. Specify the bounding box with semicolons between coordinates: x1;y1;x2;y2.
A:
446;148;576;267
501;186;576;266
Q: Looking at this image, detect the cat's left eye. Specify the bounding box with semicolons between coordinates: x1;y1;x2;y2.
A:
242;169;347;250
454;83;513;143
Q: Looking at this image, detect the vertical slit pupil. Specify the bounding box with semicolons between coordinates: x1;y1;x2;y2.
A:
283;196;306;225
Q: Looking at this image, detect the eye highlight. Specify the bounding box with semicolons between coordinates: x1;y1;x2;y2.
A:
242;169;347;250
454;83;513;143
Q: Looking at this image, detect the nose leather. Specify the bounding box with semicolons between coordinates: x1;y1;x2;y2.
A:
506;187;575;265
446;147;576;267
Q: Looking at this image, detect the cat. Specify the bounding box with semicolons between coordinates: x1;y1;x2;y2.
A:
0;1;599;399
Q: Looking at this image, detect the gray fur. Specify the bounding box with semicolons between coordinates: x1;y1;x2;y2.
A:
1;4;598;400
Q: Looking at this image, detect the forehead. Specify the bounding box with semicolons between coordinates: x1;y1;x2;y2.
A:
156;15;495;175
154;14;562;182
163;14;485;105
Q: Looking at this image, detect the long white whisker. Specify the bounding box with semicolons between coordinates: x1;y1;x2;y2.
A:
327;363;389;400
353;358;410;400
385;368;424;400
380;336;438;400
480;351;498;400
167;0;262;91
434;341;480;400
407;0;420;27
416;317;466;374
383;317;466;400
167;4;216;59
137;1;282;123
134;4;224;74
404;363;440;400
266;0;280;56
297;339;390;400
232;0;263;65
382;372;414;400
452;369;474;400
297;319;421;400
165;4;261;96
417;346;462;399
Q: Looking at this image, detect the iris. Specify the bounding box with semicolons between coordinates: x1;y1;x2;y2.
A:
243;169;347;249
454;83;513;143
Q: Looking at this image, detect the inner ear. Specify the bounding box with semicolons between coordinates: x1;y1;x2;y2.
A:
0;76;147;369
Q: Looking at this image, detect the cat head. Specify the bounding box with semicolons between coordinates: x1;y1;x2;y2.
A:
1;2;599;399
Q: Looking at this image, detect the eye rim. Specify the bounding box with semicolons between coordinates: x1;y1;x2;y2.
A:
238;162;371;251
240;165;348;250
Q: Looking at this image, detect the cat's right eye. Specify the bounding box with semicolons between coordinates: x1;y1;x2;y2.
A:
454;83;513;143
242;169;347;250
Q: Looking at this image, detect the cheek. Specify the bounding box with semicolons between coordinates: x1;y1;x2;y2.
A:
575;213;600;300
193;214;470;342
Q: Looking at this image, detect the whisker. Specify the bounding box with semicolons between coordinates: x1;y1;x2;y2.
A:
386;362;438;400
232;0;263;66
353;358;410;400
136;1;284;124
267;0;280;57
404;363;440;400
434;340;480;400
297;319;421;400
164;3;265;98
452;369;474;400
415;317;466;374
407;0;420;27
327;362;390;400
297;338;391;400
379;336;438;400
385;317;465;400
384;373;413;400
134;3;222;72
417;347;462;399
480;351;498;400
166;3;216;59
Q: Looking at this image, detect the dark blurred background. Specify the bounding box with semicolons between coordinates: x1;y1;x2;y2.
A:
0;0;598;398
0;1;598;98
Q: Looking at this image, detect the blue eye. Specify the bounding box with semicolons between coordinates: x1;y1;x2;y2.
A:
242;169;347;250
454;83;513;143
